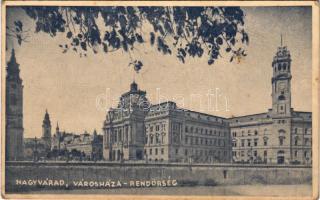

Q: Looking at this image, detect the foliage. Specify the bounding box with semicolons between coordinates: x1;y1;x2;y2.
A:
10;6;249;71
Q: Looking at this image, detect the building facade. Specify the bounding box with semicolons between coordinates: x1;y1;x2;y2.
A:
229;45;312;164
6;49;24;161
102;82;232;163
23;110;53;160
51;127;103;161
102;45;312;164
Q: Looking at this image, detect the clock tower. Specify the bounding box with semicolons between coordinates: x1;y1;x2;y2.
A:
6;49;24;161
271;43;292;117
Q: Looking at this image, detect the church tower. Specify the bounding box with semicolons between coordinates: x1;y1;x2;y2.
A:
42;110;52;150
271;40;292;117
5;49;24;161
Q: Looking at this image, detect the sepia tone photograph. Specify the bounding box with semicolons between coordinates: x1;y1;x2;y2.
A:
1;1;319;199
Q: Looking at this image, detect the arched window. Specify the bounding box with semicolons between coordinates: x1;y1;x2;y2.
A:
283;63;287;70
155;133;159;144
150;134;154;144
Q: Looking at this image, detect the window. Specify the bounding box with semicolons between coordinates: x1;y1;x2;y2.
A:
161;133;165;144
294;138;298;146
304;138;309;145
119;129;122;141
150;135;154;144
176;149;179;154
156;133;160;144
294;150;298;157
185;149;188;156
155;148;158;155
149;148;152;155
305;128;308;134
232;141;237;147
145;136;148;144
232;151;236;156
247;139;251;147
150;126;154;132
161;148;164;154
264;150;267;157
185;137;188;144
161;124;166;131
254;139;258;146
254;130;258;136
295;128;298;134
253;151;257;157
190;127;194;132
241;139;245;147
279;137;284;146
185;126;188;133
156;125;160;131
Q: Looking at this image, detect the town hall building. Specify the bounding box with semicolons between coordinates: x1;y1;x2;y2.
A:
102;44;312;164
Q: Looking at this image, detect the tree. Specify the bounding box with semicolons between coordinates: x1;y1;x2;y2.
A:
9;6;249;71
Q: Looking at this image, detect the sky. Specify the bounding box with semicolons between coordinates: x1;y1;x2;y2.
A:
5;6;312;138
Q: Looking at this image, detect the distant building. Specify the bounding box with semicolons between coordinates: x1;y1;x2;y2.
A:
103;45;312;165
229;45;312;165
23;110;53;160
103;82;232;163
6;49;24;161
52;127;103;160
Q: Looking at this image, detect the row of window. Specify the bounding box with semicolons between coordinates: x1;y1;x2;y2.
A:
293;128;311;134
233;137;312;147
185;126;227;137
233;150;311;159
144;148;228;158
145;123;166;132
232;129;260;137
234;138;268;147
294;138;312;146
185;136;226;147
232;127;311;138
232;150;266;157
145;133;166;145
145;148;165;156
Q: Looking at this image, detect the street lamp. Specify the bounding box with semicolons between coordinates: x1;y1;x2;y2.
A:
33;137;38;162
